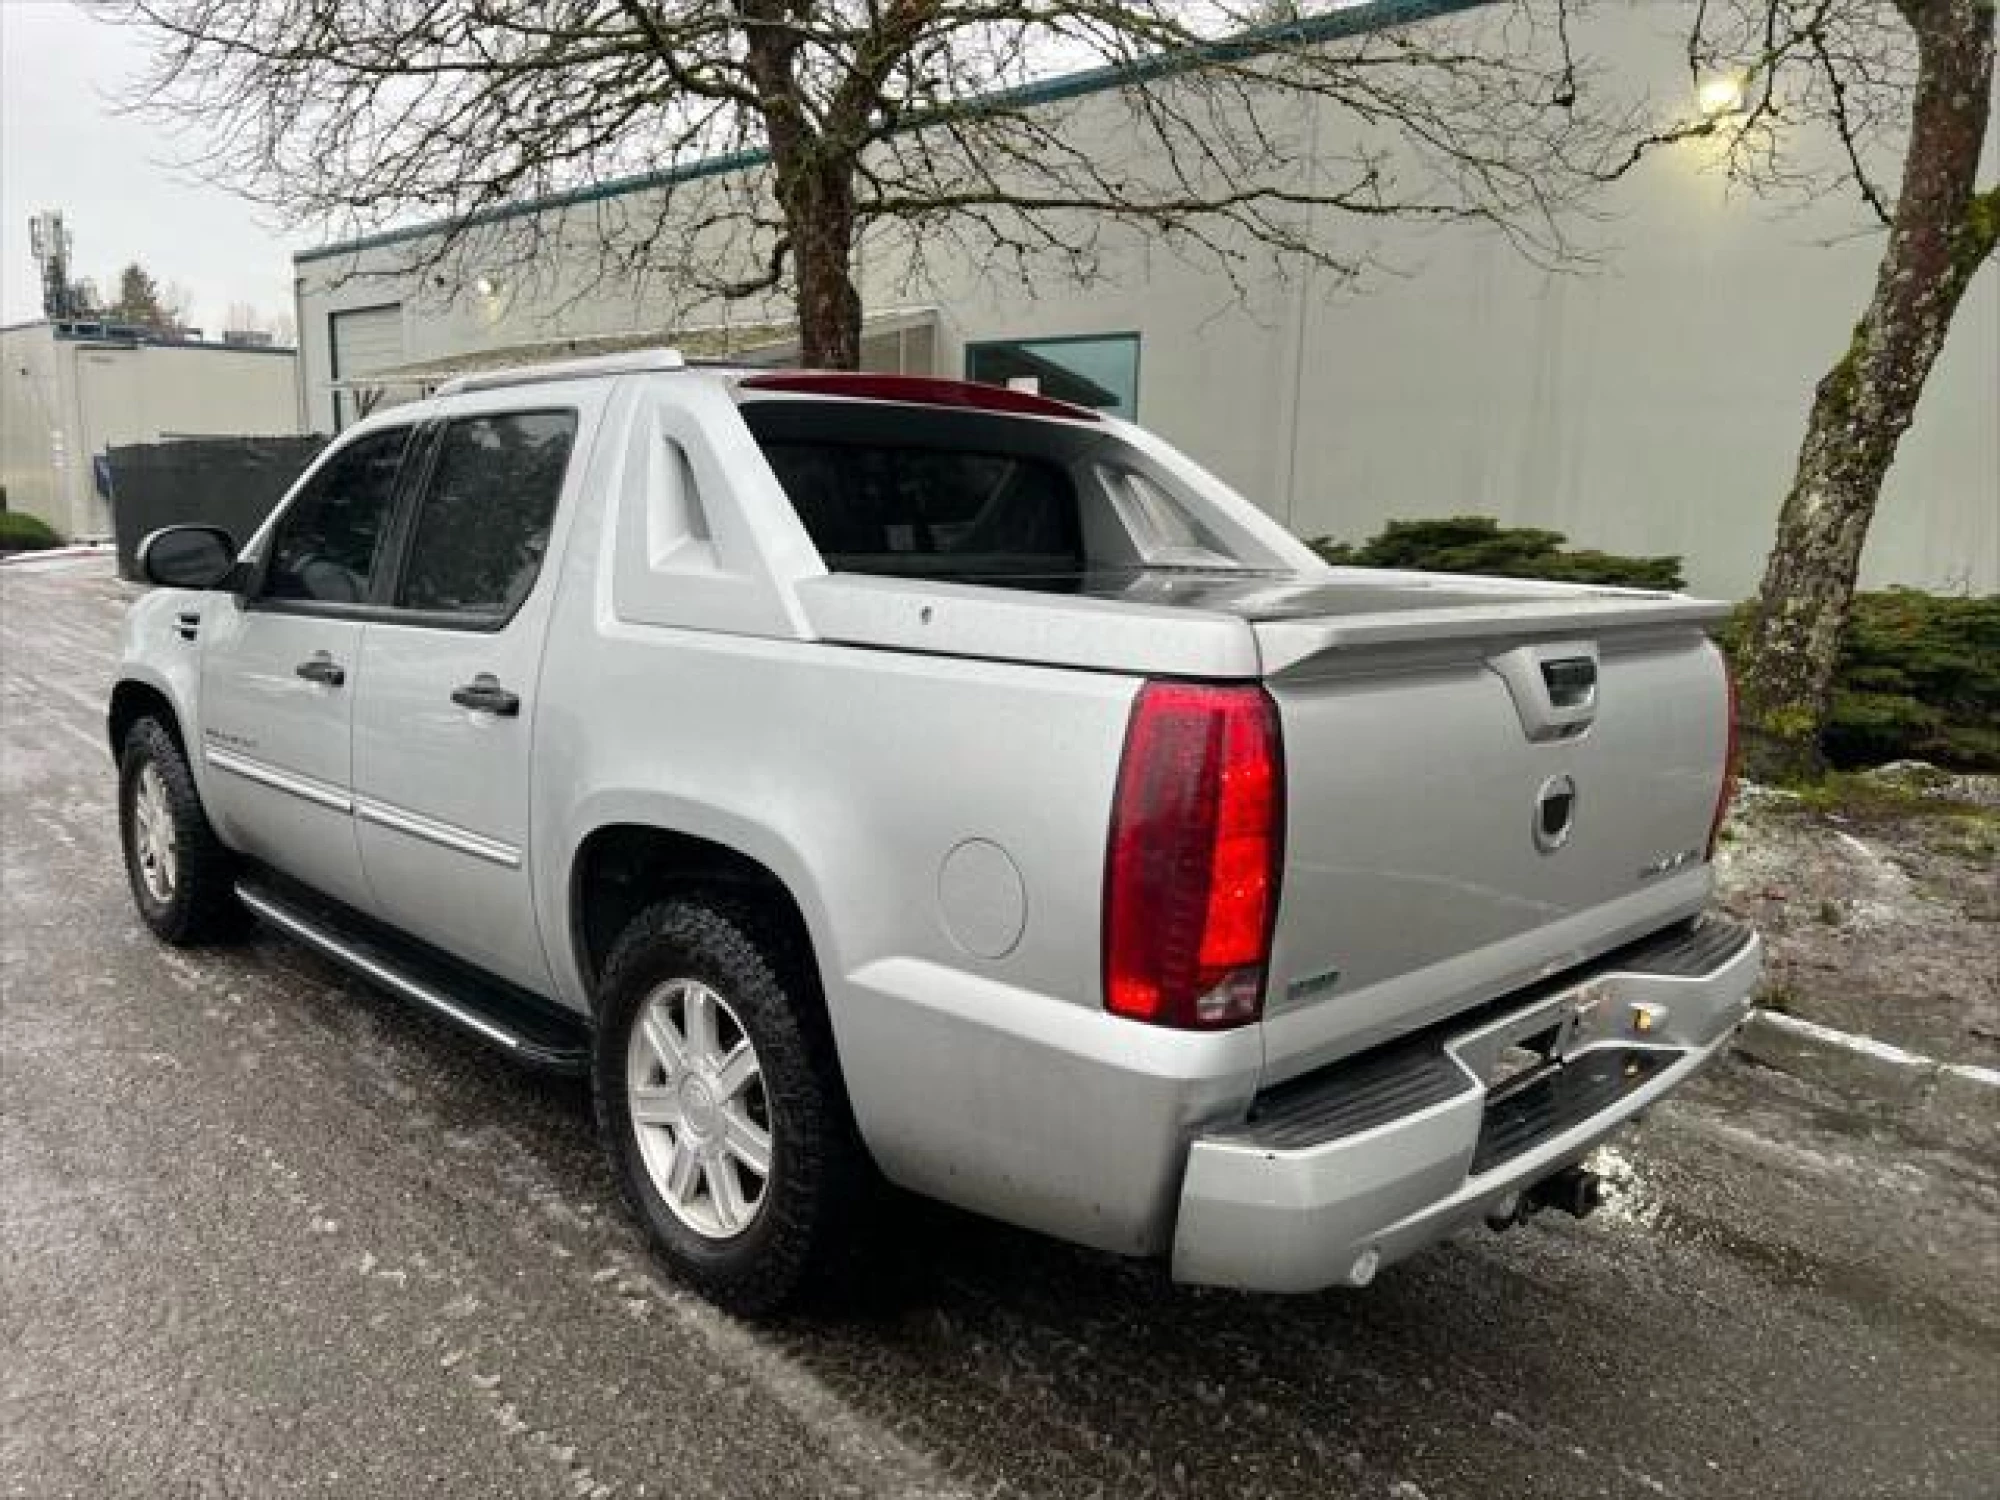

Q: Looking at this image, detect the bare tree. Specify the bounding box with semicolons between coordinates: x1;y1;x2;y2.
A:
114;1;1630;368
1610;0;1995;778
159;279;195;329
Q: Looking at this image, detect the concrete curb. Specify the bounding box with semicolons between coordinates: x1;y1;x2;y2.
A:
1735;1010;2000;1153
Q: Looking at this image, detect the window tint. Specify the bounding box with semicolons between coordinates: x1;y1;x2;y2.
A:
966;334;1140;418
758;441;1083;578
398;410;576;617
264;427;411;603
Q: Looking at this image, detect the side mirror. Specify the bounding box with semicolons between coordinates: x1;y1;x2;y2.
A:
139;525;239;590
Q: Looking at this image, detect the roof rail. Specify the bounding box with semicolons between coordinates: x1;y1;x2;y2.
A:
435;346;685;396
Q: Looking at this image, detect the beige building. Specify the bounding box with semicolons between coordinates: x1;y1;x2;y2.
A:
291;2;1998;599
1;321;301;540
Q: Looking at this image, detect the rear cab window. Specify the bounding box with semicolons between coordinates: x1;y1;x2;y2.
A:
736;396;1252;589
758;442;1083;578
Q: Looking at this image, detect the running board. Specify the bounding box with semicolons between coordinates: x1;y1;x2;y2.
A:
236;877;591;1073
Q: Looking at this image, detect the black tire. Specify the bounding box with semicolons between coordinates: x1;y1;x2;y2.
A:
118;716;241;945
593;898;867;1315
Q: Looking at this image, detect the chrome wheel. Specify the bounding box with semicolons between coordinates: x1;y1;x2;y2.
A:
626;978;773;1241
130;763;178;904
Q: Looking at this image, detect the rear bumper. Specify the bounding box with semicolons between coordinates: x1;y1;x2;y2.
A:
1171;917;1761;1292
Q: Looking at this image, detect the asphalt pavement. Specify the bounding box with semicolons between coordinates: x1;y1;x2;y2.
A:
4;556;1996;1500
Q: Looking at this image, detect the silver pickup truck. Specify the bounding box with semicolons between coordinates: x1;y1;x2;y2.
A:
111;350;1759;1313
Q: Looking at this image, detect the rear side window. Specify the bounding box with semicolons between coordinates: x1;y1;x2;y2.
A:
264;426;410;603
397;410;576;617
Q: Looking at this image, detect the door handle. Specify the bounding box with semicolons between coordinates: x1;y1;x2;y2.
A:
294;652;346;687
451;673;520;717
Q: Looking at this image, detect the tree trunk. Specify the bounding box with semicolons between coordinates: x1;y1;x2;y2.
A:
1736;0;1997;781
740;5;866;370
789;174;864;368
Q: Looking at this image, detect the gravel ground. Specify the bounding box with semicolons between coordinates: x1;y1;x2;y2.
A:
5;557;1998;1500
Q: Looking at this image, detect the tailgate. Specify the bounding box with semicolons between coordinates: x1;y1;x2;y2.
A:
1257;611;1731;1087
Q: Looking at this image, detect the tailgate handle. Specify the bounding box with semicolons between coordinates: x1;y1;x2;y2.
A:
1540;656;1597;710
1488;642;1600;741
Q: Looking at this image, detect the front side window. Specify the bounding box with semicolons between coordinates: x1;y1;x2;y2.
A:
263;426;411;603
397;409;577;618
966;334;1140;418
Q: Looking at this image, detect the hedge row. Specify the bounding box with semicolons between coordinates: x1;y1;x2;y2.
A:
0;511;63;553
1309;517;1997;773
1715;593;1999;772
1309;516;1685;590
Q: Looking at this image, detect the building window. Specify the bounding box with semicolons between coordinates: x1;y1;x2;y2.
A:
966;333;1140;418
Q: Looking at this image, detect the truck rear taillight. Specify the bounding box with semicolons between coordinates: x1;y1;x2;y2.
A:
1706;660;1740;860
1104;682;1284;1029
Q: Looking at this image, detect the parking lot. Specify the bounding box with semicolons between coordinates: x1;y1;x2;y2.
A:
4;556;1997;1500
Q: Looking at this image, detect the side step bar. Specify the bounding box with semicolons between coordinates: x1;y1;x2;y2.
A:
237;878;591;1074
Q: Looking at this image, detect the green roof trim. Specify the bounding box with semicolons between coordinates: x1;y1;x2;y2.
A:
295;0;1488;267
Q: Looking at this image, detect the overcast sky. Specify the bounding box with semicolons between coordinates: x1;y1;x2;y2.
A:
1;0;297;334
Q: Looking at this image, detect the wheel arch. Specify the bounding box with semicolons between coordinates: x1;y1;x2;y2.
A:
109;676;187;764
567;822;826;1012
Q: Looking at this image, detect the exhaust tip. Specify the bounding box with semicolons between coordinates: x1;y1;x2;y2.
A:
1529;1166;1605;1221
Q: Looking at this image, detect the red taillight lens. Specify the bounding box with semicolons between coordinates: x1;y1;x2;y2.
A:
1104;682;1284;1029
1706;660;1740;860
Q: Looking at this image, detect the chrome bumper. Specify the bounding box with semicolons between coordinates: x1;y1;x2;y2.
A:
1171;919;1761;1293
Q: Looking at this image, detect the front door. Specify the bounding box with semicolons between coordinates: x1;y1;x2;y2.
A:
198;423;414;914
351;404;583;994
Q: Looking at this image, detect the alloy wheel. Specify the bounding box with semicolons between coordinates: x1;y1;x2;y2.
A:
625;978;773;1240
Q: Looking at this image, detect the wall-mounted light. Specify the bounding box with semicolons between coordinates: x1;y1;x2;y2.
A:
473;275;499;298
1696;71;1747;118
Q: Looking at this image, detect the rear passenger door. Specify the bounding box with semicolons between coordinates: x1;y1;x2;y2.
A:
350;398;590;994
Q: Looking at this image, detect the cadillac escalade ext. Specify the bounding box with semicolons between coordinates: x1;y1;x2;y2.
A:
111;350;1759;1313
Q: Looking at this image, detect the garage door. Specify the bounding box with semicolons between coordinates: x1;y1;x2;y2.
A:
330;304;406;430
